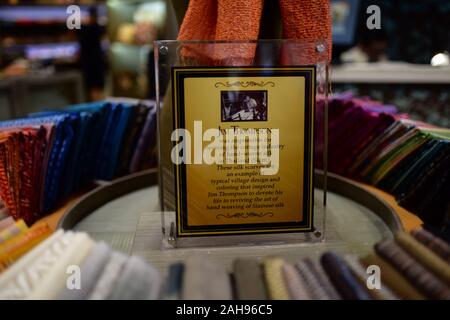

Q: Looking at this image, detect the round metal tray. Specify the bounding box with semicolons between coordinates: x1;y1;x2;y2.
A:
58;169;402;272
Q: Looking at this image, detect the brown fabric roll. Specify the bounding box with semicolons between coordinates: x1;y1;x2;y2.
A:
411;228;450;264
233;258;267;300
375;239;450;299
395;232;450;285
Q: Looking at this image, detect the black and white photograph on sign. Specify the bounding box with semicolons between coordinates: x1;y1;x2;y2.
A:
221;90;268;122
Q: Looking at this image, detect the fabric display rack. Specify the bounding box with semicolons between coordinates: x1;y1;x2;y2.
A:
0;93;449;300
0;99;157;225
0;219;449;300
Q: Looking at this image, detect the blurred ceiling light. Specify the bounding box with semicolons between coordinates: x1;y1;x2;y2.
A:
430;52;450;67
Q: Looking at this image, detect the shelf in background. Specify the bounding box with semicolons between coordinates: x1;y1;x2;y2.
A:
332;62;450;84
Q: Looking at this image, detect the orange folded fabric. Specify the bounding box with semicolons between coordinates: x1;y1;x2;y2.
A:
177;0;332;65
178;0;263;65
0;223;51;272
279;0;332;65
178;0;218;41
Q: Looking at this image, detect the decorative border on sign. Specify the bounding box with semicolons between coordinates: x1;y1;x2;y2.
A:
216;212;274;219
171;66;316;237
214;81;275;88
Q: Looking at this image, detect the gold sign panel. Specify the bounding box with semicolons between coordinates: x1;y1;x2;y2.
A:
172;67;316;236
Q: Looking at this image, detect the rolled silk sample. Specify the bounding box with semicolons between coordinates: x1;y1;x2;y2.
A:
107;255;161;300
361;252;425;300
395;232;450;285
263;257;290;300
88;251;128;300
181;256;232;300
321;252;373;300
26;232;94;299
233;259;268;300
344;255;398;300
163;263;184;300
0;230;163;300
295;258;341;300
411;228;450;263
0;230;69;299
57;242;112;300
128;104;157;173
281;263;311;300
425;226;450;245
375;239;450;299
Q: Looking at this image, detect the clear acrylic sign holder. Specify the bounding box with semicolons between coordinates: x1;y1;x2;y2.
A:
155;40;329;248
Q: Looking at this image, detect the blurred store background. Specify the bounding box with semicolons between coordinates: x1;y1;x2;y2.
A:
0;0;449;126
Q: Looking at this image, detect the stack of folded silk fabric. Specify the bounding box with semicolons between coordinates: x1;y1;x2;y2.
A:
1;212;449;300
0;220;161;300
0;99;157;225
317;93;450;231
162;228;450;300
